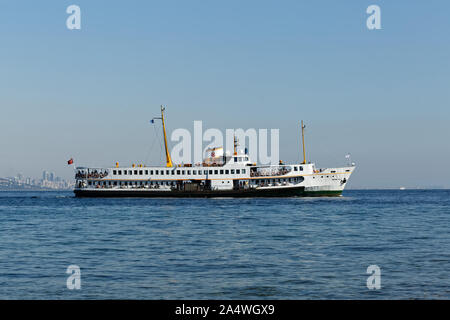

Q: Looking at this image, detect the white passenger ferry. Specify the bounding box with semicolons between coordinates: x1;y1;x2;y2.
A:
74;107;355;197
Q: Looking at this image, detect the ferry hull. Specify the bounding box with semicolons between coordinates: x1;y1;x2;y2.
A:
74;187;343;198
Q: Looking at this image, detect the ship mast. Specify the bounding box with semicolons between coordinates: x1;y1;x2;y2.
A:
152;106;173;167
301;120;306;164
160;106;173;167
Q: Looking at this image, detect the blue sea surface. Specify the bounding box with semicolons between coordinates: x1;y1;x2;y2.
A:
0;190;449;299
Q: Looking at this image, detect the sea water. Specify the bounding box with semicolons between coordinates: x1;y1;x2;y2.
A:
0;190;448;299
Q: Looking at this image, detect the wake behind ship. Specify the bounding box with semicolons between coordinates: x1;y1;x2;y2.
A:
74;106;355;197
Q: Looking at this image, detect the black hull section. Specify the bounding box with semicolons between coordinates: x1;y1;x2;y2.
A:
74;187;343;198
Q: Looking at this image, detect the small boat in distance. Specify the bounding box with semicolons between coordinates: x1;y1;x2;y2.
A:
74;106;355;197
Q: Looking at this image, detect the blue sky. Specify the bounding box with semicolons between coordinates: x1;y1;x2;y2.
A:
0;0;449;188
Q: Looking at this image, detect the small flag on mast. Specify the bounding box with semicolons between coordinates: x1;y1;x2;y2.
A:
67;158;74;165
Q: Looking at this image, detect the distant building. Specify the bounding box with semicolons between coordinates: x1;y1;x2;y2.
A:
1;171;74;190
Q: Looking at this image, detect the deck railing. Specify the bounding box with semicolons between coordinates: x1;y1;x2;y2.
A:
250;167;291;177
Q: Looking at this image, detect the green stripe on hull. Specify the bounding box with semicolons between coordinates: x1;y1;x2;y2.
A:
302;190;343;197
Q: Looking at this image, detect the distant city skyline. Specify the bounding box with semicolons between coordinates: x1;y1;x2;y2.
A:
0;1;449;188
0;170;74;190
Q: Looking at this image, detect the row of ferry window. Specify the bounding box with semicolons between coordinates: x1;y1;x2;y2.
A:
88;177;302;187
112;169;246;176
89;181;178;186
253;177;302;184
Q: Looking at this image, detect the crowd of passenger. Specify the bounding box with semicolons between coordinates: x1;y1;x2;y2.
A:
250;167;290;177
75;170;109;179
257;180;289;187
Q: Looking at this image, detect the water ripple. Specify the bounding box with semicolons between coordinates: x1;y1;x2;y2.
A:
0;190;449;299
